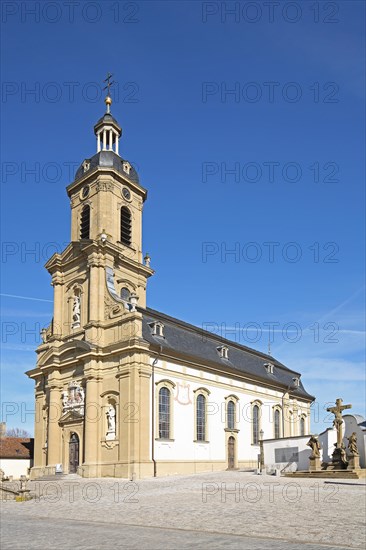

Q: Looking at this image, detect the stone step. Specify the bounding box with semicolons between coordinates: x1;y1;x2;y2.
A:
35;474;80;481
284;470;363;479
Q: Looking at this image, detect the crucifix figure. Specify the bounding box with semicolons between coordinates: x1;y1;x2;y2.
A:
326;398;352;447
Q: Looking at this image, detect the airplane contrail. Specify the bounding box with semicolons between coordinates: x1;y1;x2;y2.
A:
0;293;53;303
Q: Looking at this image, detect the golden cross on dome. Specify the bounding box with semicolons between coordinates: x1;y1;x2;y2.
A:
103;73;114;113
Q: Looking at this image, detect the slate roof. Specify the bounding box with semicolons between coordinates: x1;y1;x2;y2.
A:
0;438;33;459
140;307;315;401
74;150;139;184
94;113;121;132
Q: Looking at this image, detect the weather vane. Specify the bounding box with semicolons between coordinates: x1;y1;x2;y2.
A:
103;72;114;113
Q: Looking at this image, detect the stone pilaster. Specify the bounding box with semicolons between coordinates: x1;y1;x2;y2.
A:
33;385;46;468
116;345;153;479
47;371;62;468
52;273;63;338
82;363;101;477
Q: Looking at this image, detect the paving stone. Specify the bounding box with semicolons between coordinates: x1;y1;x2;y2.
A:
1;471;365;549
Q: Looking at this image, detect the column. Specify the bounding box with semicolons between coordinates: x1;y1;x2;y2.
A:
115;133;119;155
47;375;62;467
97;132;101;152
109;130;113;151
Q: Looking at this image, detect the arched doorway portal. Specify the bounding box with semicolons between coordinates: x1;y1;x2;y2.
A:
69;432;79;473
228;436;235;469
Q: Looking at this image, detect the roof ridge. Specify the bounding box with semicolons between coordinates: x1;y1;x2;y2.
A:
141;306;298;375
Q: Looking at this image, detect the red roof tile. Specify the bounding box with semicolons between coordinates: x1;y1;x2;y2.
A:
0;438;33;459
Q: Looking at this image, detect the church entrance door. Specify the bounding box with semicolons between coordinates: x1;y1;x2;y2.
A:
69;433;79;473
228;436;235;469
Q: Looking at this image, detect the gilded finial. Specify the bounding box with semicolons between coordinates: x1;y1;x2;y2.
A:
103;72;114;114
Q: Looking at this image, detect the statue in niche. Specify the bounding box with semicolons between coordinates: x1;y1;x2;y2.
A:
72;294;81;327
106;404;116;440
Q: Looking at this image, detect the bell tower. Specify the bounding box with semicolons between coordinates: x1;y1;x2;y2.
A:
27;76;155;480
44;80;154;341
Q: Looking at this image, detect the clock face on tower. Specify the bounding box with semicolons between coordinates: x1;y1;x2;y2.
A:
122;187;131;200
81;185;90;199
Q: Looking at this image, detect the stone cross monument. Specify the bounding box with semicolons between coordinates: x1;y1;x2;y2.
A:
326;398;352;469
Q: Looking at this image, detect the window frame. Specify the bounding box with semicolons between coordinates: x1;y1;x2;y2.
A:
193;387;210;443
251;400;262;445
155;379;175;441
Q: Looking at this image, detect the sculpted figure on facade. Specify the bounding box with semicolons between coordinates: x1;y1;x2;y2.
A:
62;381;85;416
106;404;116;440
72;295;81;327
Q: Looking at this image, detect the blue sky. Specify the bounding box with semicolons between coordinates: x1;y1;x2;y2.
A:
1;1;365;435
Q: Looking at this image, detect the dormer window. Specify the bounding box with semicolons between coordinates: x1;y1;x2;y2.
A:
82;160;90;173
293;377;300;387
123;161;131;175
264;362;274;374
217;345;229;359
148;321;164;337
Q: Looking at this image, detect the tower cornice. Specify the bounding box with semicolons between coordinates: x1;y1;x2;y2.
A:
67;165;147;201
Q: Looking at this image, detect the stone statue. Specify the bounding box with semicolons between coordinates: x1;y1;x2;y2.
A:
347;432;359;456
306;435;321;458
72;295;81;326
106;405;116;434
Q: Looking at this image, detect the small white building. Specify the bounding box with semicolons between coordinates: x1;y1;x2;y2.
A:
0;437;34;480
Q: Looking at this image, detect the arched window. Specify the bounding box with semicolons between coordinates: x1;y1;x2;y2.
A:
158;387;170;439
300;416;306;436
253;404;260;444
227;400;235;430
120;206;132;246
274;409;281;439
80;205;90;239
196;394;206;441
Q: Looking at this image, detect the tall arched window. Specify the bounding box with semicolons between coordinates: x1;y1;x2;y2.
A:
253;404;260;444
158;387;170;439
80;205;90;239
196;394;206;441
300;416;306;436
120;206;132;246
227;400;235;430
274;409;281;439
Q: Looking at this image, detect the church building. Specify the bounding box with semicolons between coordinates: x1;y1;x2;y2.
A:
26;91;314;480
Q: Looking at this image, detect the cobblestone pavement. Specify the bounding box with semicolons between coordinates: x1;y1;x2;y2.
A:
1;471;365;549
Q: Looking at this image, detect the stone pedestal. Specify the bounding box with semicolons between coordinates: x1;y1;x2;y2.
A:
330;447;348;470
309;457;321;471
106;431;116;441
347;455;360;470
